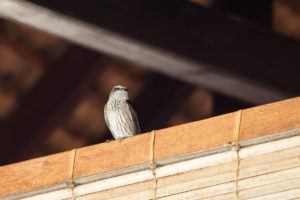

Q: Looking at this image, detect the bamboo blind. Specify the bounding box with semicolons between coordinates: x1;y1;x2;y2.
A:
1;97;300;199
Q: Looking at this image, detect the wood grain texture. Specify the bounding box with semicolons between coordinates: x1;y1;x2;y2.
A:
154;112;237;160
239;97;300;141
0;151;70;197
1;97;300;198
76;180;154;200
73;132;153;179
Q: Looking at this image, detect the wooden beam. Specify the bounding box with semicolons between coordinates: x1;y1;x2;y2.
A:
0;45;101;165
0;32;47;70
0;0;299;104
1;96;300;199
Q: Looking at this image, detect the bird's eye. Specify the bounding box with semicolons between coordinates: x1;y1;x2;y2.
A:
124;88;128;91
114;87;120;91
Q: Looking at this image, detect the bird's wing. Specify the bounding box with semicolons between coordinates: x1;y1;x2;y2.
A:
126;100;141;134
104;104;111;130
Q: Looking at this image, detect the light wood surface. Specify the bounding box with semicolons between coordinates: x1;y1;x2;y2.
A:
1;97;300;198
240;97;300;140
0;152;70;197
73;133;153;180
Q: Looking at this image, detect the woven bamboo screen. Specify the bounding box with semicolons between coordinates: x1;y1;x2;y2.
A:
1;97;300;200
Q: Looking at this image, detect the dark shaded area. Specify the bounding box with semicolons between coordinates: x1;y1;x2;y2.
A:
0;45;102;165
134;73;195;132
1;0;296;165
215;0;272;26
212;0;269;115
26;0;300;96
213;93;253;116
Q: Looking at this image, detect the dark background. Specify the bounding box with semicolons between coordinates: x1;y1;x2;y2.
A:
0;0;299;165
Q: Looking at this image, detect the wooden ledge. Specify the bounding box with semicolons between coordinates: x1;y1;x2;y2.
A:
1;97;300;199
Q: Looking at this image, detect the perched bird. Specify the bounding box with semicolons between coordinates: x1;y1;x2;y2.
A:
104;85;141;140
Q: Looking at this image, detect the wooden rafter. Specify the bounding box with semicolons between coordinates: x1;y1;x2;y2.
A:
0;0;299;104
0;45;102;165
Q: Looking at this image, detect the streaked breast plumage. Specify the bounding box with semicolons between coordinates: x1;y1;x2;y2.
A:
104;85;141;140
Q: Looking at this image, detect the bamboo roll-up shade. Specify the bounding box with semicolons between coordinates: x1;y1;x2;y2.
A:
16;135;300;200
76;135;300;200
1;97;300;200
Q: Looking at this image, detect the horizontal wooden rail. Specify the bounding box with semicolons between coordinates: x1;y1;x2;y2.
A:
1;97;300;199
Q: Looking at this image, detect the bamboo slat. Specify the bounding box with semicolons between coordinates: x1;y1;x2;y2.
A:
1;97;300;199
15;134;300;200
239;97;300;141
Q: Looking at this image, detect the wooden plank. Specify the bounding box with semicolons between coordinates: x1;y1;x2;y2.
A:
239;97;300;141
2;138;300;199
76;180;154;200
201;179;300;200
1;97;300;199
67;156;300;200
0;45;101;165
21;190;71;200
73;137;300;199
0;152;70;198
73;170;153;197
239;178;300;199
158;181;236;200
156;155;300;195
73;132;153;182
154;112;237;161
73;134;300;199
239;146;300;169
239;167;300;191
247;187;300;200
156;156;300;198
158;167;300;200
0;0;299;104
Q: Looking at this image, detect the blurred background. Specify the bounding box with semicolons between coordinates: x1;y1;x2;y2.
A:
0;0;299;165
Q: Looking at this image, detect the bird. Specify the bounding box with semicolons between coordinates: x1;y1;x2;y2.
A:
104;85;141;140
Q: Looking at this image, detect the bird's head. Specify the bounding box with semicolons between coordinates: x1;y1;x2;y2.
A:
109;85;129;101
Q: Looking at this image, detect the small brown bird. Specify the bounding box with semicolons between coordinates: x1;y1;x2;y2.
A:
104;85;141;140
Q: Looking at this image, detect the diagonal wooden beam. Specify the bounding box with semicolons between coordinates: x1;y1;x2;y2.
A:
0;0;299;104
0;45;102;165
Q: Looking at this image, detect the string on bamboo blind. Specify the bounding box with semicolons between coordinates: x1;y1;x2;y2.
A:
150;130;158;200
65;131;159;200
65;111;242;200
68;148;77;200
233;110;243;200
